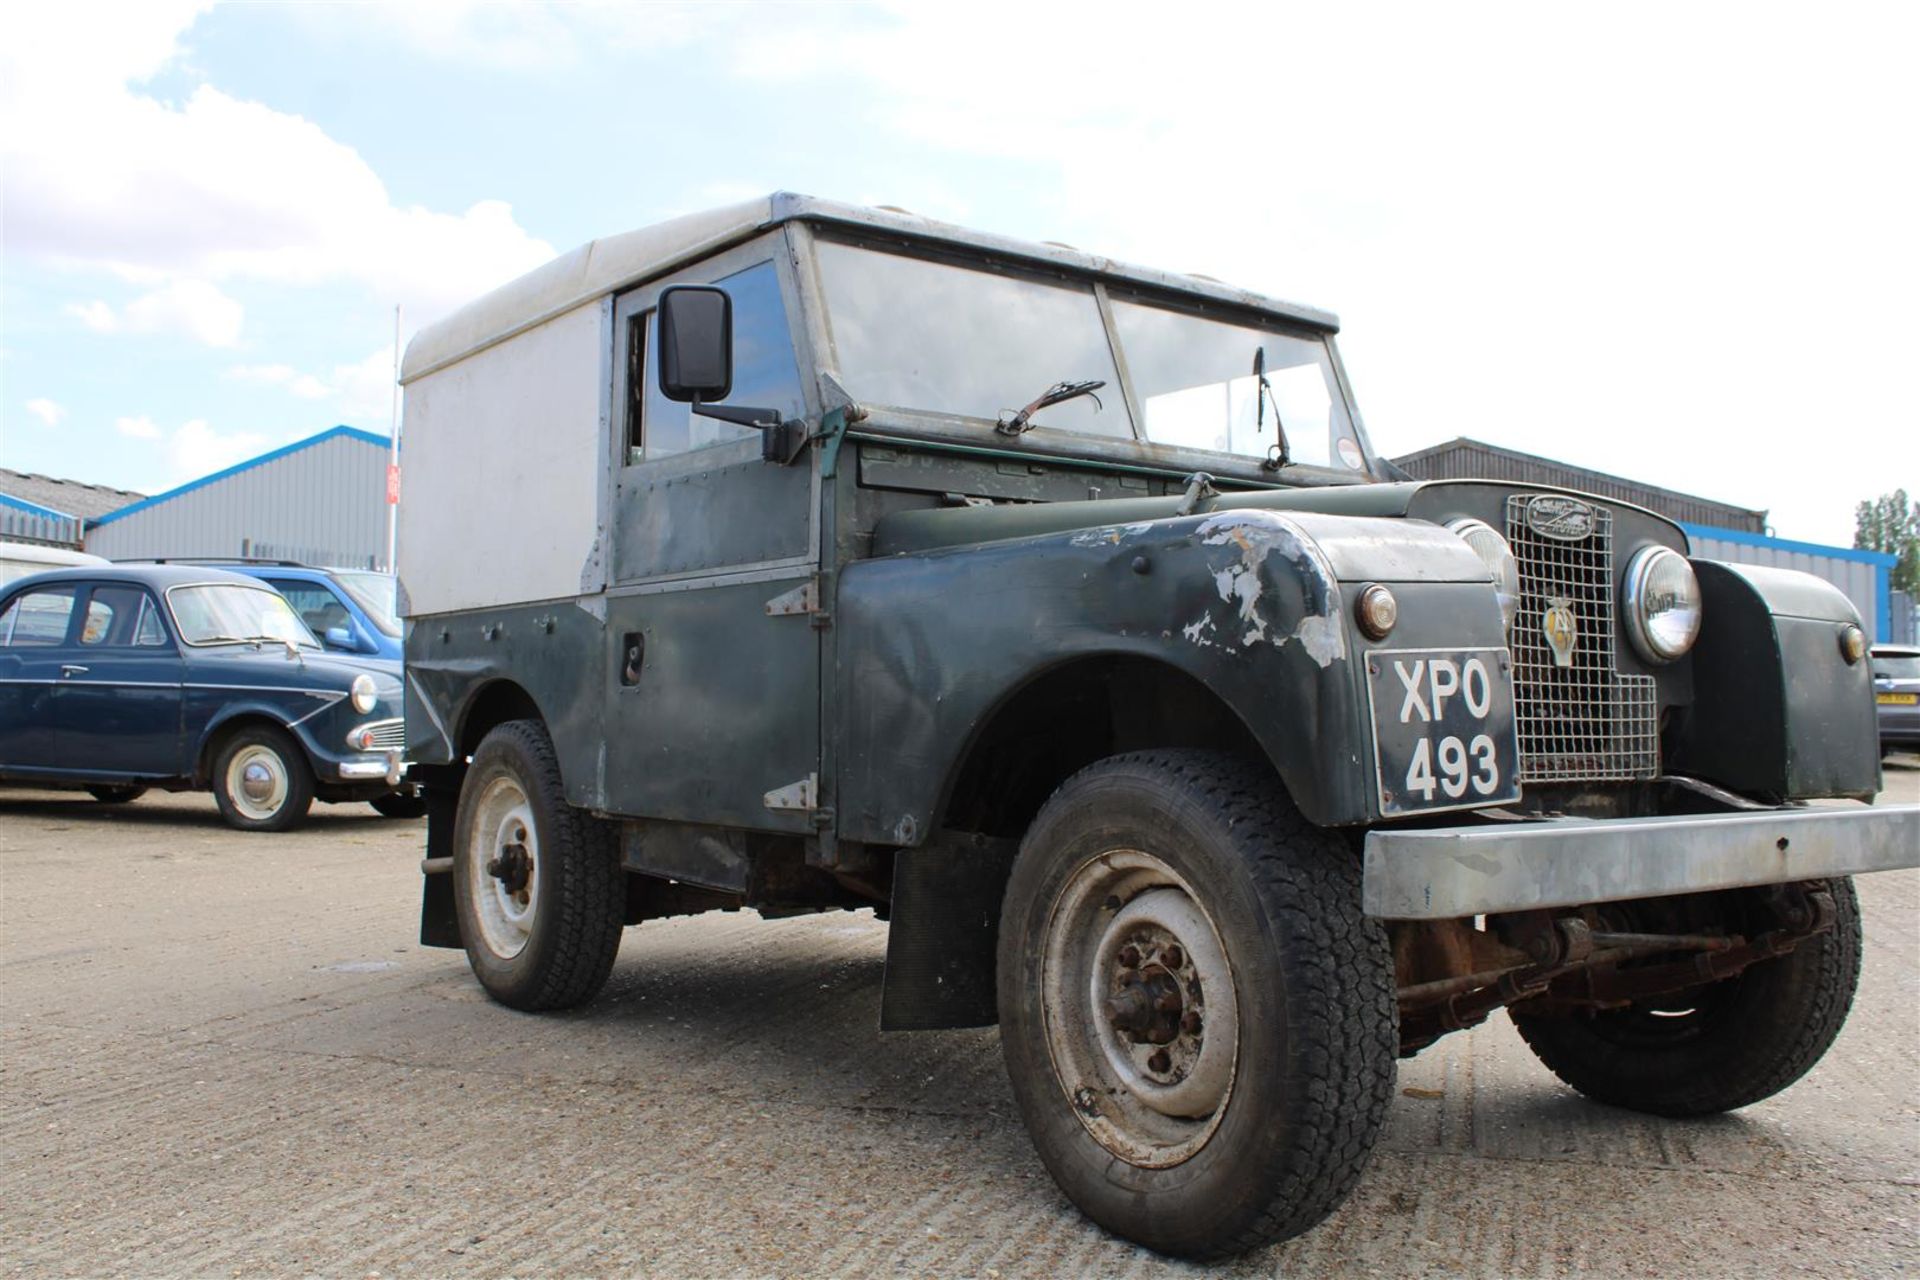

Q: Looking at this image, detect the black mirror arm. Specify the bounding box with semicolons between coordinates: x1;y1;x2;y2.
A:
692;400;810;465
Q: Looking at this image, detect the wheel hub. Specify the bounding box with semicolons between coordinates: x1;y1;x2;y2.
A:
487;842;532;896
240;762;276;801
1041;852;1241;1168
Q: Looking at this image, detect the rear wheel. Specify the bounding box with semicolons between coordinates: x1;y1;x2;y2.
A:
452;719;624;1011
211;726;314;832
1512;878;1861;1116
87;785;147;804
997;750;1397;1259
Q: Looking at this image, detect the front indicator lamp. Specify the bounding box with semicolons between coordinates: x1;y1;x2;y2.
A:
1355;583;1398;640
1838;624;1866;665
1623;546;1702;663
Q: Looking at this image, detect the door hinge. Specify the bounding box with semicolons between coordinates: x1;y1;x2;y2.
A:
765;577;831;629
763;773;819;812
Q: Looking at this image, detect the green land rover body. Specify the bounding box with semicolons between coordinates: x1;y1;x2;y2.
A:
398;194;1917;1258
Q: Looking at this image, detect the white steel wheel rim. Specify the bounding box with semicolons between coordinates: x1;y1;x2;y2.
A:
1040;848;1241;1168
225;744;290;821
467;776;540;960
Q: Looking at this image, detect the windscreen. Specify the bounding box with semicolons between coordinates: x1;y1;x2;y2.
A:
816;241;1131;438
333;571;401;637
816;240;1371;472
168;584;319;648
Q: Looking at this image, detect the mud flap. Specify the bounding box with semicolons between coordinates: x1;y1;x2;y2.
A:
881;832;1018;1030
419;786;462;949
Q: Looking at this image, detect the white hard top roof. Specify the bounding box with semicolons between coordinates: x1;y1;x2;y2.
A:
401;193;1340;382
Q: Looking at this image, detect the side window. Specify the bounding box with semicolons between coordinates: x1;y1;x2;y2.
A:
0;586;79;646
79;585;167;647
268;580;352;638
630;260;804;461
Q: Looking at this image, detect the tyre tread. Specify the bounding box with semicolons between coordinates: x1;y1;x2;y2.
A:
1018;749;1396;1258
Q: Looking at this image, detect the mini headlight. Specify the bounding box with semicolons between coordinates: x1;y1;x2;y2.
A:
350;673;378;714
1445;518;1520;631
1623;546;1702;663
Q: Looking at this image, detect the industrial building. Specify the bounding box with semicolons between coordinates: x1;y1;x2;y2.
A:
81;426;392;568
0;470;143;548
1394;437;1908;644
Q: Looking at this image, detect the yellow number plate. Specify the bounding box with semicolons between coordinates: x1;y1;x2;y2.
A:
1879;692;1918;705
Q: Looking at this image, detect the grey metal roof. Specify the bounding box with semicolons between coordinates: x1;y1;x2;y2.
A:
1392;437;1769;534
0;468;144;521
402;193;1342;383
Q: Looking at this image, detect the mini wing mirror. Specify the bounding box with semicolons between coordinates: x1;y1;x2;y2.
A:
656;286;733;404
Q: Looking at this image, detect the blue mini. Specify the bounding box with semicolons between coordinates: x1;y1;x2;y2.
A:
0;563;419;829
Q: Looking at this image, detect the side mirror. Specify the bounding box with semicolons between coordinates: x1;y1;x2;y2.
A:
323;625;355;651
656;286;732;403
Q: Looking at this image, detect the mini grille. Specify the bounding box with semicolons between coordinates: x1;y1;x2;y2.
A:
1505;496;1659;783
354;719;405;752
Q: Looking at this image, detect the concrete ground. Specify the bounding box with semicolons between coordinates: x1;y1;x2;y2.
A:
3;765;1916;1278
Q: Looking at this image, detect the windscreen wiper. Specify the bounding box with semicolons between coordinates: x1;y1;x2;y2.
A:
1253;346;1291;470
996;379;1106;436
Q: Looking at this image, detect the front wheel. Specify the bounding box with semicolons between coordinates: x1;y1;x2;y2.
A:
997;750;1397;1260
1512;878;1862;1117
211;725;314;831
451;719;624;1011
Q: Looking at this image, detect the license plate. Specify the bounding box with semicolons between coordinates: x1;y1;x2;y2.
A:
1880;692;1918;705
1366;648;1521;816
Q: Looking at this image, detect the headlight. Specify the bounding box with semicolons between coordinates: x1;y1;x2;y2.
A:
350;673;378;714
1446;518;1520;631
1623;546;1702;663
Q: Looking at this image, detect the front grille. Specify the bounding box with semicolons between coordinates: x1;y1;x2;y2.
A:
1505;495;1658;783
352;718;406;752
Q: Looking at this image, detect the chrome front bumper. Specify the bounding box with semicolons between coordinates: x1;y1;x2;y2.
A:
1363;805;1920;919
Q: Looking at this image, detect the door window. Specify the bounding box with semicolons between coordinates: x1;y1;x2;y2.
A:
268;580;353;639
629;260;805;461
0;586;79;645
79;586;170;647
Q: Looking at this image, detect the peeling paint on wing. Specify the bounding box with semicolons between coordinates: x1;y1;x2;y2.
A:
1293;612;1347;667
1069;521;1158;548
1194;510;1346;662
1182;614;1218;648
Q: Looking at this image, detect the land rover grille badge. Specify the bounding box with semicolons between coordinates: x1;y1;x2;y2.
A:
1542;599;1579;668
1525;495;1596;541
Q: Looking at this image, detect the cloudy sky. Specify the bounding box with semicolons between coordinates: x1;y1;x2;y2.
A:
2;1;1914;544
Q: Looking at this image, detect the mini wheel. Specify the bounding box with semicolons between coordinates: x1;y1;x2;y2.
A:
451;719;624;1011
997;750;1397;1259
211;725;314;832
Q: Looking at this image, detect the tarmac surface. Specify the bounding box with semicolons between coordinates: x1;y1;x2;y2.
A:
3;764;1916;1278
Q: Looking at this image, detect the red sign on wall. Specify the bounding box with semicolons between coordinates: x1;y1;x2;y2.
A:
386;463;401;505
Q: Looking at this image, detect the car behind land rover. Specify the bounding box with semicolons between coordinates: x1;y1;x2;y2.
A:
395;194;1916;1259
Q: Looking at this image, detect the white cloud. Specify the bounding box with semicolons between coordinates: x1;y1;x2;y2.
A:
65;301;118;333
1;7;555;325
168;418;268;480
72;279;244;347
221;348;396;426
24;398;67;427
109;412;272;481
225;364;332;400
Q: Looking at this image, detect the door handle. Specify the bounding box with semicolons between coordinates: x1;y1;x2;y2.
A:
60;664;89;677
